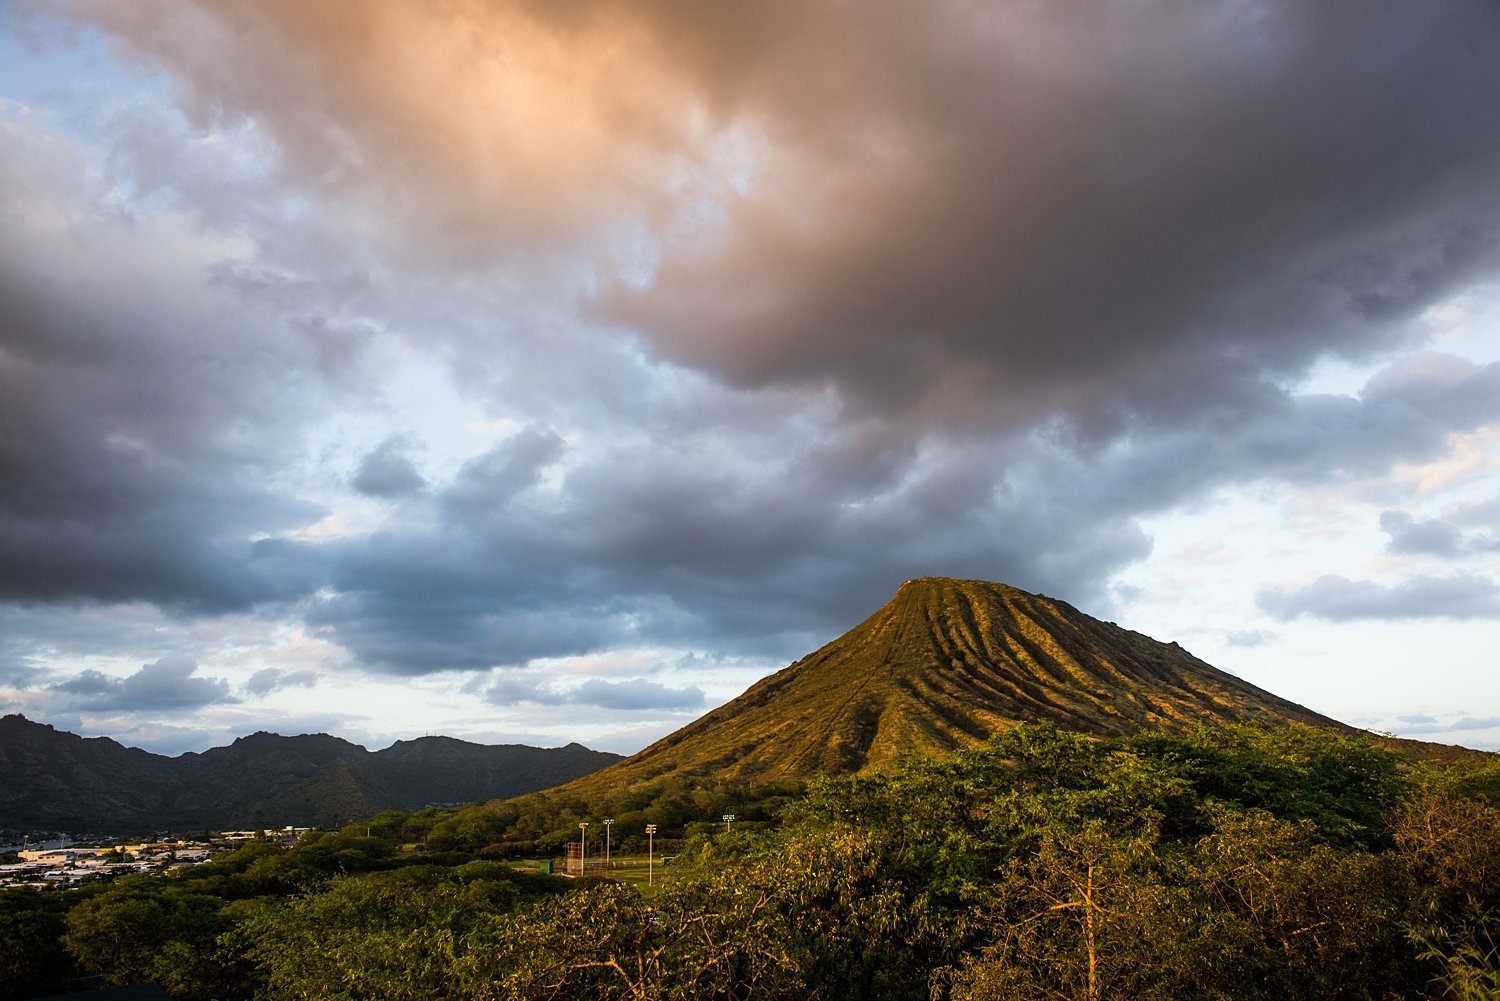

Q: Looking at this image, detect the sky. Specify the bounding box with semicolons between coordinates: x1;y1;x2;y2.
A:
1;0;1498;757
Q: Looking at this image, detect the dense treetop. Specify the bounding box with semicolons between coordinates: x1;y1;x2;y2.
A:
6;723;1497;999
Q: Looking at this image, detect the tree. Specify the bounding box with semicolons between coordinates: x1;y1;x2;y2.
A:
1395;782;1500;999
1187;809;1416;999
240;864;568;1000
945;825;1203;1001
63;882;234;999
0;890;75;997
458;871;802;999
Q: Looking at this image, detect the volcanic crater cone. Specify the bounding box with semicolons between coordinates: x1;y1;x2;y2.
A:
576;577;1341;792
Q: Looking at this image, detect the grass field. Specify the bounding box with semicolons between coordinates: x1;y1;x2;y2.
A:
518;856;686;895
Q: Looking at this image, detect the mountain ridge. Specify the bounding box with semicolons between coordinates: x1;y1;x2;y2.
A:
0;715;621;832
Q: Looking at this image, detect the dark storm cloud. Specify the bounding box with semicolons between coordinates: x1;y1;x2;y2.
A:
288;420;1165;675
0;662;43;689
8;0;1500;696
50;655;233;711
1194;355;1500;483
0;114;330;614
1037;353;1500;525
350;437;427;498
295;345;1500;677
61;0;1500;438
1257;574;1500;622
600;1;1500;436
441;429;565;515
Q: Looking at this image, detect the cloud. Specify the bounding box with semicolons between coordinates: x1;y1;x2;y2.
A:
1447;494;1500;530
350;437;426;498
44;0;1500;438
485;677;567;707
571;678;705;711
1382;508;1500;557
599;2;1500;438
1225;629;1275;649
441;428;565;516
244;668;319;696
1257;574;1500;622
1375;712;1500;739
1;0;1498;735
1381;511;1466;556
485;675;704;711
288;421;1166;675
244;350;1500;678
0;110;329;614
1396;714;1439;727
50;655;233;711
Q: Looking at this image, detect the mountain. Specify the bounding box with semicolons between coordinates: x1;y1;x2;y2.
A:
562;577;1344;795
0;716;621;833
0;715;180;832
372;735;618;807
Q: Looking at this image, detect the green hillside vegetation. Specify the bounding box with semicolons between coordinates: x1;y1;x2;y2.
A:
5;723;1498;1000
555;578;1340;801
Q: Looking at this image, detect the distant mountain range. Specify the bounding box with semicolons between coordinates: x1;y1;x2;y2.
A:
0;716;621;833
556;577;1350;797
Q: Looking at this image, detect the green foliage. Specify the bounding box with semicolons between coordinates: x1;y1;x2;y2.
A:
0;890;75;997
945;825;1201;1001
12;722;1499;1000
1395;780;1500;999
1187;809;1416;998
945;811;1415;1001
1451;758;1500;805
1128;725;1412;848
62;878;240;999
1412;912;1500;1001
420;775;796;857
457;873;803;1000
239;864;569;1000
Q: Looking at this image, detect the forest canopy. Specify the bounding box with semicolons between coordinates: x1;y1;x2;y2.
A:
7;723;1498;1000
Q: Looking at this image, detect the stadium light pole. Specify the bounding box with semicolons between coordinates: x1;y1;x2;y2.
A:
603;818;613;871
646;824;657;886
578;822;588;875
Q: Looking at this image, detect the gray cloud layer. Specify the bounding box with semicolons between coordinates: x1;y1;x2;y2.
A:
1382;509;1500;557
486;676;705;711
51;655;233;712
350;438;427;498
602;1;1500;436
1258;574;1500;622
3;1;1500;711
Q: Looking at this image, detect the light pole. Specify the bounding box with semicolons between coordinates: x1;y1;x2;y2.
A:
578;822;588;875
646;824;657;886
603;818;613;872
723;813;736;833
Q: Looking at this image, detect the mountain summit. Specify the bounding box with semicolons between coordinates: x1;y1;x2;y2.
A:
576;577;1340;792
